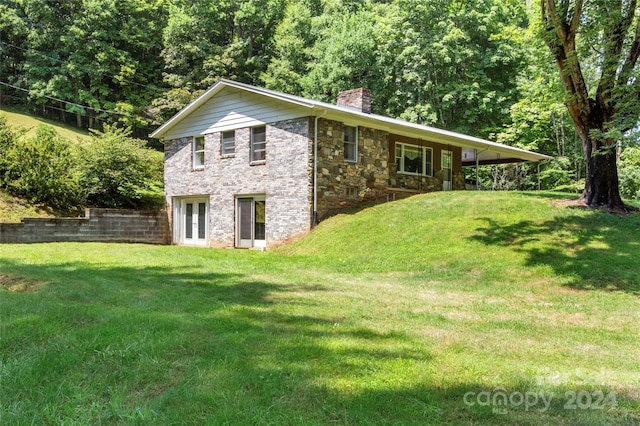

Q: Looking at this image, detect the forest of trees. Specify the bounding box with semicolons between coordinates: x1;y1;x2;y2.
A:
1;0;639;201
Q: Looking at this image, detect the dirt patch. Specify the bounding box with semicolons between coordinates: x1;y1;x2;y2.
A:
0;274;44;292
551;198;639;215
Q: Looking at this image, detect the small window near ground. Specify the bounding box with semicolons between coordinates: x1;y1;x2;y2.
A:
251;126;266;162
345;187;359;199
221;130;235;155
193;136;205;169
344;125;358;162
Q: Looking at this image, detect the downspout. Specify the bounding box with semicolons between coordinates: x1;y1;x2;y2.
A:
313;109;327;226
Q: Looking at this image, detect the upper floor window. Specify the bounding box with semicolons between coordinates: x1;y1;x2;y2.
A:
251;126;266;163
344;125;358;162
221;130;235;155
395;142;432;176
193;136;205;169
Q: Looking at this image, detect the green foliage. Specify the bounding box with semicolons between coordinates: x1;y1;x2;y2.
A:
0;115;21;176
540;156;574;190
2;125;81;209
260;1;314;94
373;0;528;136
0;115;162;211
302;7;380;101
619;146;640;200
5;0;170;128
79;125;163;208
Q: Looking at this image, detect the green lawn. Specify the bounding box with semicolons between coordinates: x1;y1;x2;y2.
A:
1;192;639;425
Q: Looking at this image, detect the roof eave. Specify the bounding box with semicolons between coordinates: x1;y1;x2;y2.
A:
312;105;553;163
150;79;553;164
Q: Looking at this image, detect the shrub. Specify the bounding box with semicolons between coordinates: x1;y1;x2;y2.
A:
79;125;163;208
540;156;574;190
619;146;640;201
3;125;82;209
0;115;23;177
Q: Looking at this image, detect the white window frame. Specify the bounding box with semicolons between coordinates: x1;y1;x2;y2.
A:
193;136;205;169
395;142;433;176
221;130;235;156
344;125;358;162
250;126;266;163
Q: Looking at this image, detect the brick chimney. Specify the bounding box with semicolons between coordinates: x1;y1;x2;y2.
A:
336;88;371;113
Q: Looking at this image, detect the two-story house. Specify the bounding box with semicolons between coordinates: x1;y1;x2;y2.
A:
151;79;551;248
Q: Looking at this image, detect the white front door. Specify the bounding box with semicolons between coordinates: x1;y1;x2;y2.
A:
173;197;208;246
236;196;266;249
442;150;452;191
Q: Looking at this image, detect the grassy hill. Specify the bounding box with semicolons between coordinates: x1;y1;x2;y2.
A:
0;190;58;222
0;106;88;142
1;191;639;424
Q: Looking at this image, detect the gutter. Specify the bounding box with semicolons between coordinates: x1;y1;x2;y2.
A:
313;109;327;226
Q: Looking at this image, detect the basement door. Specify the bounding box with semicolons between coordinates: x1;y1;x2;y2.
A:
442;150;452;191
173;197;208;246
236;196;266;249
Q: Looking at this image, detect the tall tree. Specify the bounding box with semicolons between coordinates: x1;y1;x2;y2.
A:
541;0;640;212
260;1;314;94
375;0;528;137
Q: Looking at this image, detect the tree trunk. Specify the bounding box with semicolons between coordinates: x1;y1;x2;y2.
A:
581;135;628;213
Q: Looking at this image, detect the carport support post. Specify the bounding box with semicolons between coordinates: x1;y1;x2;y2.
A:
475;149;479;190
537;162;541;190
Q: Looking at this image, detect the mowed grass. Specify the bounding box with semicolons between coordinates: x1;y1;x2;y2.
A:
1;191;639;425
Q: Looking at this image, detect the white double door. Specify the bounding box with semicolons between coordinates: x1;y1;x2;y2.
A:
174;197;208;246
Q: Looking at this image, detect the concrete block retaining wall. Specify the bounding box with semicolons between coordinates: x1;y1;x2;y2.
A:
0;209;170;244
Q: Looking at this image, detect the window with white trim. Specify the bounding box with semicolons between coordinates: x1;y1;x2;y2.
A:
251;126;266;162
221;130;235;155
344;125;358;162
193;136;205;169
395;143;433;176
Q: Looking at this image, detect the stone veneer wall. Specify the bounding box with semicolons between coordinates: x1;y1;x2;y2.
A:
390;169;465;191
0;209;169;244
164;117;313;248
315;119;390;219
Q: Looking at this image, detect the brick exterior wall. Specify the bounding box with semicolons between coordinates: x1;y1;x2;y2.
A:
0;209;169;244
164;117;313;248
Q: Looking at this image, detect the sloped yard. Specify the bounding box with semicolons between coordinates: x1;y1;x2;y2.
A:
1;192;639;424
